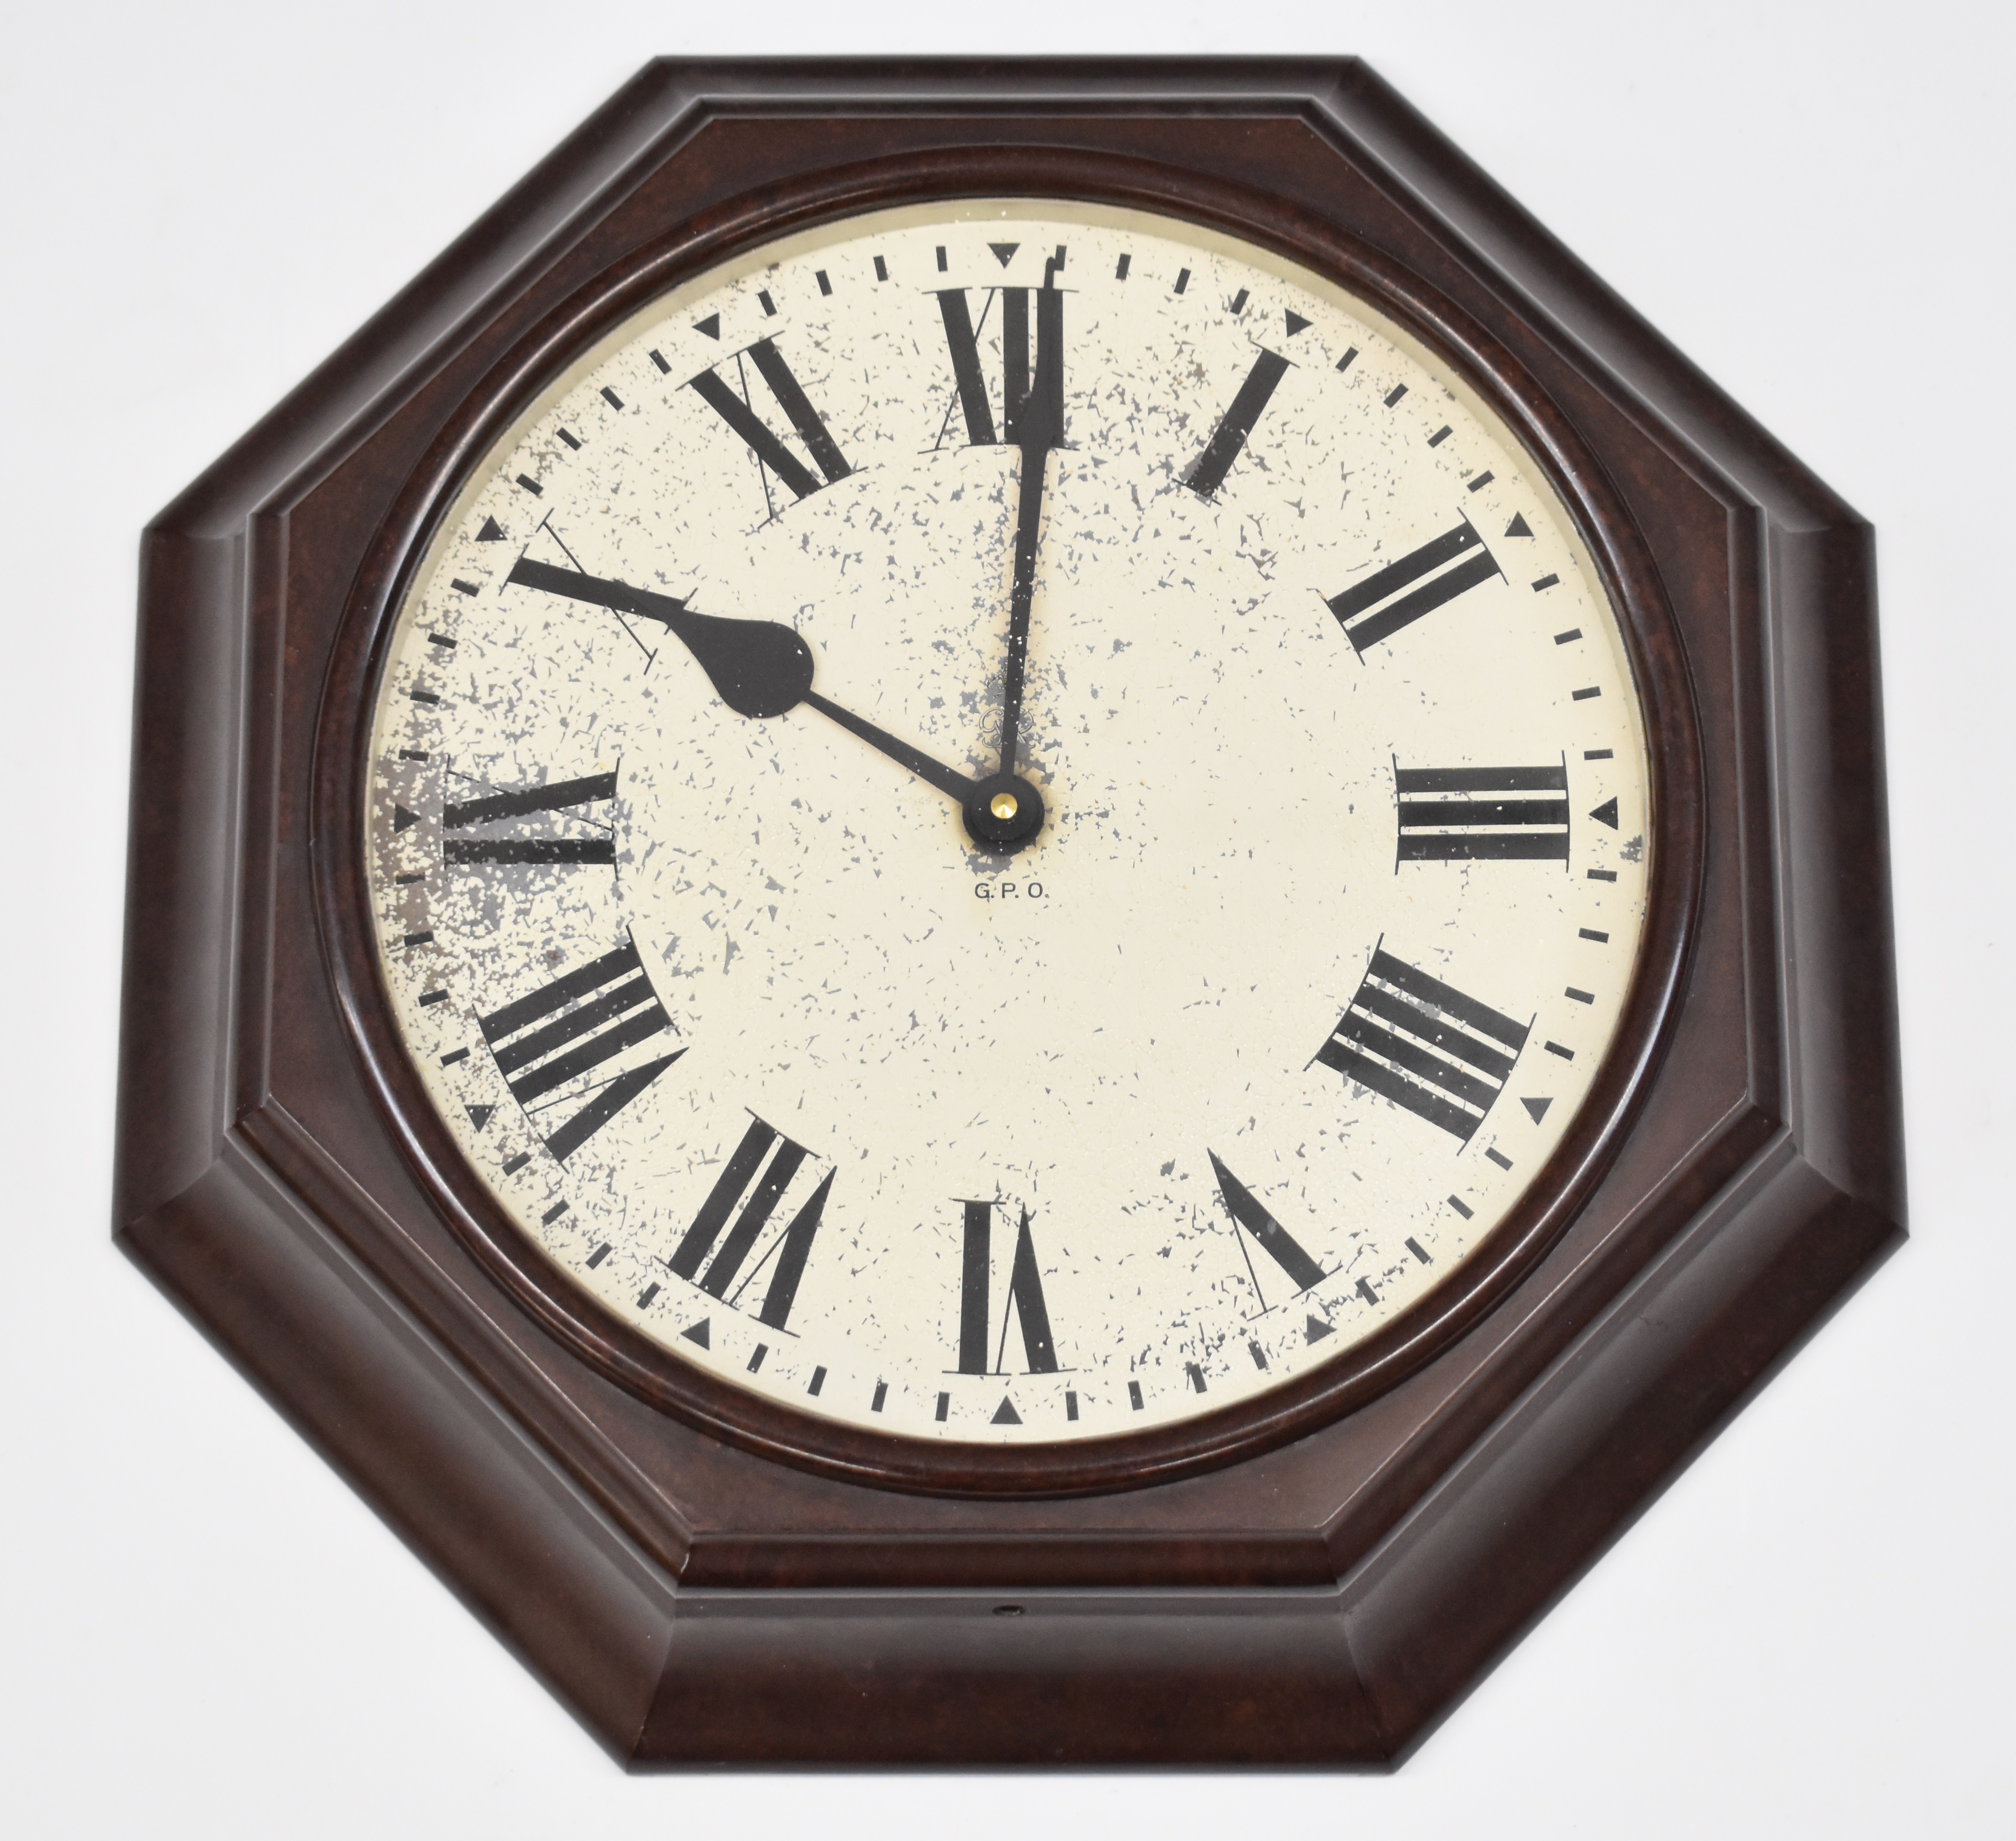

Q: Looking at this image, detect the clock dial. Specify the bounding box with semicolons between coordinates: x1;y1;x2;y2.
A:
365;201;1652;1446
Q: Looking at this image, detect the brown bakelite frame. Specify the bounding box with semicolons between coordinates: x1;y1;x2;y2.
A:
117;60;1903;1767
318;145;1699;1499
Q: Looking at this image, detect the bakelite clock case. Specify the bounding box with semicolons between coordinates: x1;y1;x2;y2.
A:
116;60;1903;1766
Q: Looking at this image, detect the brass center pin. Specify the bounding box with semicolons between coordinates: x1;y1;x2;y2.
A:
990;792;1019;821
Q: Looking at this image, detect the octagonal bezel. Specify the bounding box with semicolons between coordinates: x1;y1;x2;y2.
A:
310;145;1704;1499
119;61;1901;1764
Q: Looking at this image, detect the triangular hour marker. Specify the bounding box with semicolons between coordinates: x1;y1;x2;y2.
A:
1590;797;1619;829
1305;1314;1335;1342
1284;309;1311;336
465;1104;494;1132
393;804;417;832
476;516;505;541
694;314;721;339
1522;1098;1553;1124
991;1397;1022;1425
680;1318;711;1349
989;241;1019;268
1505;512;1534;538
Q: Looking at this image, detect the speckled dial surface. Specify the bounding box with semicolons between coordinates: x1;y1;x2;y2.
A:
365;200;1651;1446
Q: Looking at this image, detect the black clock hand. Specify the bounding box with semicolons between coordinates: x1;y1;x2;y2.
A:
997;445;1048;778
798;689;976;803
506;559;978;803
994;280;1064;781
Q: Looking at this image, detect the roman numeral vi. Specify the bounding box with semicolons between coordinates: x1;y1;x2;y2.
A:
956;1202;1059;1374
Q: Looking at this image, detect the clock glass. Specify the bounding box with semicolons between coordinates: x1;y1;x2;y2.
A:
364;201;1652;1446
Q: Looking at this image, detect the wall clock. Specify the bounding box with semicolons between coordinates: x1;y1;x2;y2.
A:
118;58;1903;1765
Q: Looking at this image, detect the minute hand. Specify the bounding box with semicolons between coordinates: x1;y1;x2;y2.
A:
506;559;977;802
995;285;1064;778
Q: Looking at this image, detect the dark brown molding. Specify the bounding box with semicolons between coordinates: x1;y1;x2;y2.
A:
311;142;1704;1499
117;58;1901;1765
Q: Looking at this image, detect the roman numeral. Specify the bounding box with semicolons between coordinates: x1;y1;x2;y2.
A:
1396;763;1570;862
933;281;1064;448
1316;949;1529;1142
688;338;851;507
1327;520;1503;654
480;939;680;1162
1208;1153;1326;1300
955;1202;1058;1374
444;769;617;865
1184;348;1291;500
666;1117;831;1329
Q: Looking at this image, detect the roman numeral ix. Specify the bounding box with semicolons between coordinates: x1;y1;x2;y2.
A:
1184;347;1291;500
956;1201;1059;1374
1316;949;1530;1142
935;262;1064;450
444;769;617;865
688;337;851;509
1327;520;1503;654
480;938;681;1162
1396;762;1570;863
667;1116;831;1330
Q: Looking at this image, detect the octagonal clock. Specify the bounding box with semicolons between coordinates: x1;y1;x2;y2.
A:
118;59;1902;1764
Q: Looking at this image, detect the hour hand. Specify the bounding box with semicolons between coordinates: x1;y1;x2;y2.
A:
508;557;810;718
506;558;978;804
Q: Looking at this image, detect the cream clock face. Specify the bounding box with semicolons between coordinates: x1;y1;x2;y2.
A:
365;201;1651;1446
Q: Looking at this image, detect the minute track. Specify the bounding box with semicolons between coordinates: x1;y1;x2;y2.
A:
368;202;1654;1446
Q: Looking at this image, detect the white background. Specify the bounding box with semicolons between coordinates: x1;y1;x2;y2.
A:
3;3;2007;1834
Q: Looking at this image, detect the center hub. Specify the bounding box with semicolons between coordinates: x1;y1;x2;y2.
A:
963;772;1046;852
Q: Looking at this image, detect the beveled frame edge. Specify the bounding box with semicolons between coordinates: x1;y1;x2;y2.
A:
121;56;1905;1227
1336;1141;1901;1771
111;1126;1900;1767
310;144;1705;1500
114;58;1905;1764
119;1127;683;1768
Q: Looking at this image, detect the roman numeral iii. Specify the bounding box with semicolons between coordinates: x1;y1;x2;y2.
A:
1316;949;1529;1142
1396;763;1570;863
667;1117;831;1330
1327;520;1502;654
1184;347;1291;500
688;337;851;505
480;938;681;1162
934;277;1064;449
444;769;617;865
956;1202;1059;1374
